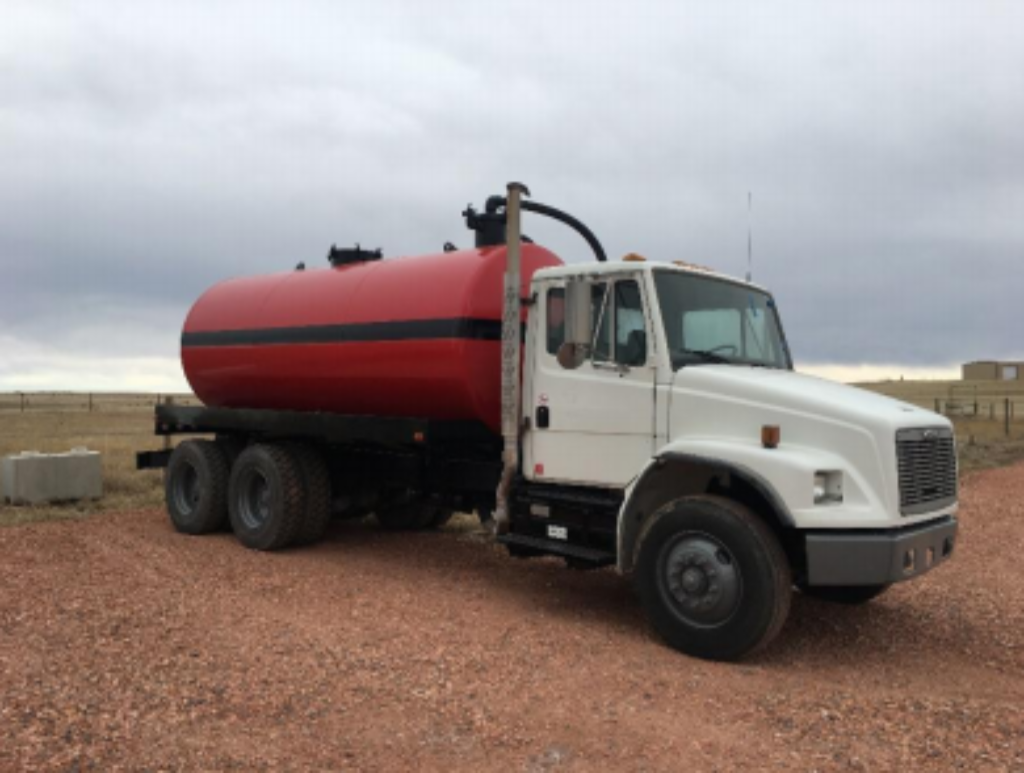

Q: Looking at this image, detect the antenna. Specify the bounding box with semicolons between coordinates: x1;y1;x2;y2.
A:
746;191;752;282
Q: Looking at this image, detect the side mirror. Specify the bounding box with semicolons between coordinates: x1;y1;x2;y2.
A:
556;279;591;370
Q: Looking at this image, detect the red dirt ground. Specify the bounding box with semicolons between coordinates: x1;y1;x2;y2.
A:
1;464;1022;771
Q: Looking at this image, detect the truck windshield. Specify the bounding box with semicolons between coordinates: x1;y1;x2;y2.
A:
653;270;791;370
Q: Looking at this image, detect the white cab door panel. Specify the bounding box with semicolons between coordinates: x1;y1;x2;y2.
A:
524;277;657;487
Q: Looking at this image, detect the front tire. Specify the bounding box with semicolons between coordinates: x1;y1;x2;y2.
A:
228;444;305;551
797;582;891;605
635;495;792;661
165;440;230;535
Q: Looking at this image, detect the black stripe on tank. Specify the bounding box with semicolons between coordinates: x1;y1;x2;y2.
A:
181;317;504;348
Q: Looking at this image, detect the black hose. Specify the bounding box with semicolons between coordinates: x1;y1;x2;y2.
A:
520;200;607;263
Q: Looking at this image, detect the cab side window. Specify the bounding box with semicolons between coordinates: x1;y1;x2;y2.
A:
546;280;648;366
591;283;612;361
614;280;647;366
546;288;565;355
593;280;646;366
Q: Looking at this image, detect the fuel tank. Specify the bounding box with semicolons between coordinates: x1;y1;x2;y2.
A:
181;245;563;434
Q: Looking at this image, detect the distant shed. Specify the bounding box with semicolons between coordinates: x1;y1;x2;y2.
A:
962;360;1024;381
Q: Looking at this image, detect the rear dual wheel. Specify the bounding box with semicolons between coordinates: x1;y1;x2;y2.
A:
228;443;333;550
285;443;332;546
165;439;331;551
165;440;230;535
228;444;306;550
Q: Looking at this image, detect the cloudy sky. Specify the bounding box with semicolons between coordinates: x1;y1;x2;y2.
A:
1;0;1022;391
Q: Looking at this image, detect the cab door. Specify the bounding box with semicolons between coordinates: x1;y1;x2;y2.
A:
523;275;657;487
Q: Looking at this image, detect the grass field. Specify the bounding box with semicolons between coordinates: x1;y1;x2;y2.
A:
857;377;1024;416
1;383;1022;526
858;378;1024;470
0;394;198;526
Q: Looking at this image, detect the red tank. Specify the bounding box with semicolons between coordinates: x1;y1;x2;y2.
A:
181;244;563;434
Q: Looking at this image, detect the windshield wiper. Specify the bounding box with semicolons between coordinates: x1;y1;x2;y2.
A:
677;348;732;364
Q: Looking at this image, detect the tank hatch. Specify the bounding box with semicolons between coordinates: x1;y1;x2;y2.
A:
328;244;383;267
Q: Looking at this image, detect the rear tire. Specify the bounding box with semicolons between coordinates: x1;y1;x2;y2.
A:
165;440;230;535
228;444;305;551
635;495;792;662
286;443;332;546
797;582;891;605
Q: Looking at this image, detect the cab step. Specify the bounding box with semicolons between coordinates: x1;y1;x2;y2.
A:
497;533;615;567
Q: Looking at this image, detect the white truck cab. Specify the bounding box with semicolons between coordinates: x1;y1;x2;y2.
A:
509;255;958;659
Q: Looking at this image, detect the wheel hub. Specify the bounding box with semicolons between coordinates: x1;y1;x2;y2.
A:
664;534;742;626
681;567;708;595
238;470;271;530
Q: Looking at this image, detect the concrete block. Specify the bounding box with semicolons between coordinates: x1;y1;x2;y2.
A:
1;448;103;505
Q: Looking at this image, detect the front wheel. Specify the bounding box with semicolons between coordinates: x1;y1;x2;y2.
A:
635;495;792;662
797;582;891;605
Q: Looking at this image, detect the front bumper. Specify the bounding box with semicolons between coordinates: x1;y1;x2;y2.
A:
804;515;958;586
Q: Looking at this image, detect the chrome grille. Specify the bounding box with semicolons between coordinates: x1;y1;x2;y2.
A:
896;427;957;516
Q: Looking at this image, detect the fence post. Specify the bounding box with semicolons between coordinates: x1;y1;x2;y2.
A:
88;393;93;413
1006;398;1011;437
163;395;175;452
20;392;25;412
934;398;941;414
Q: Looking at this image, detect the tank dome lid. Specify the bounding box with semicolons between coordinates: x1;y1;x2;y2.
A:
328;244;383;267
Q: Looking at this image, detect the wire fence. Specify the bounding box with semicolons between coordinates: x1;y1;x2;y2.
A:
932;398;1020;420
0;393;199;414
864;385;1024;439
2;390;1021;437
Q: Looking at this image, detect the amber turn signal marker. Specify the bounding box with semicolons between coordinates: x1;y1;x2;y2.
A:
762;425;780;449
413;431;425;443
622;253;647;262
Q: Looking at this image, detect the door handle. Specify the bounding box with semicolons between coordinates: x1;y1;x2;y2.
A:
592;361;631;376
536;406;550;429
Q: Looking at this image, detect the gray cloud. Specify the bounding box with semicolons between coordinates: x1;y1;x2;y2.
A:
1;0;1022;389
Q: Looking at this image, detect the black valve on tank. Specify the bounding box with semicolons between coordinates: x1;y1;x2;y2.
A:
462;192;606;261
462;195;507;247
328;244;383;267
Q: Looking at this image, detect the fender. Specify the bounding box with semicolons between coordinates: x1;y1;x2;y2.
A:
617;451;795;575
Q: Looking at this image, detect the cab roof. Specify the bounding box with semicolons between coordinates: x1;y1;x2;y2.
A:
533;259;770;294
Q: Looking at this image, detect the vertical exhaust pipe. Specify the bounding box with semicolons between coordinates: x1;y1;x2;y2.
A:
494;181;530;534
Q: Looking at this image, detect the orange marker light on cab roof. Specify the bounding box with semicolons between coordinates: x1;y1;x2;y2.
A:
762;425;780;449
674;260;715;272
622;253;647;262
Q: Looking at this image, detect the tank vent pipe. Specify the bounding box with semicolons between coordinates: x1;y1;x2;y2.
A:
494;181;530;534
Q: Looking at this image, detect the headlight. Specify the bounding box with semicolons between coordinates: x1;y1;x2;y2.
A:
814;471;843;504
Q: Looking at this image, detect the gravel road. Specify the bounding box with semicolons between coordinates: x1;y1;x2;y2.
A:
2;464;1022;771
